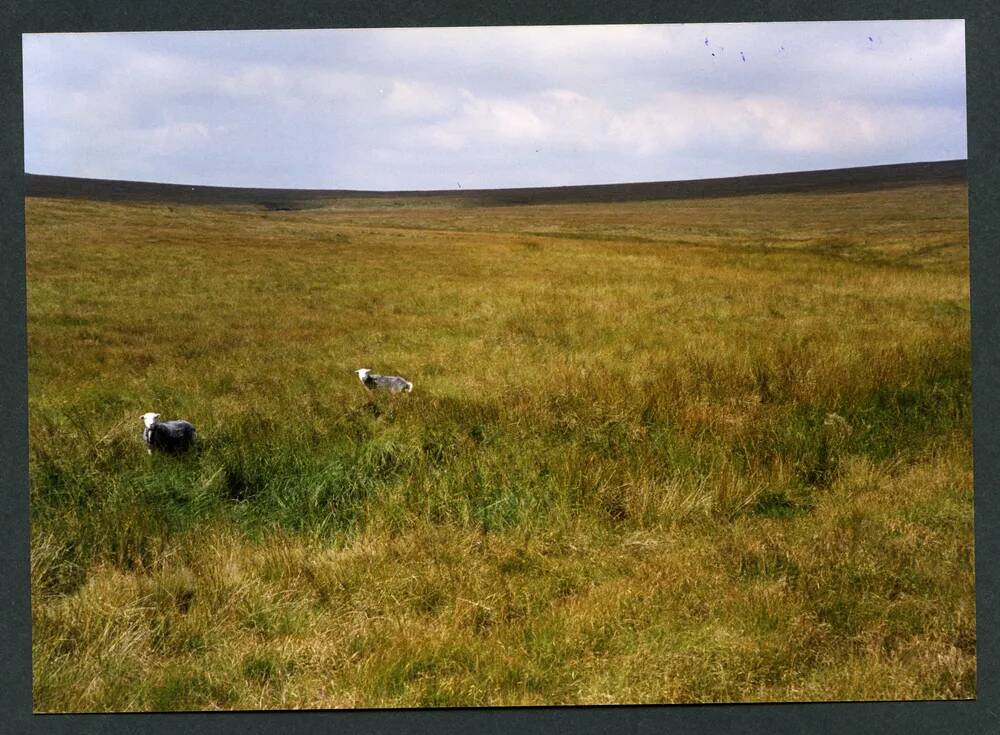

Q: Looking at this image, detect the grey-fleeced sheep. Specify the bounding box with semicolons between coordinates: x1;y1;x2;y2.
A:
141;412;196;454
355;368;413;394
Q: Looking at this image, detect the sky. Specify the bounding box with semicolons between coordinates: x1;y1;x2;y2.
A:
22;21;967;191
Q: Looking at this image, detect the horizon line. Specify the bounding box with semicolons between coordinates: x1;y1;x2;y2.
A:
22;157;969;196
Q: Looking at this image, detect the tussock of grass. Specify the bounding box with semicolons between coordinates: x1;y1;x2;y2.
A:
26;182;973;709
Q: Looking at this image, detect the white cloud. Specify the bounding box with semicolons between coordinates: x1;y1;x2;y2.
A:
219;64;289;97
22;20;967;188
382;79;461;119
295;68;373;100
393;83;963;165
145;122;212;155
406;95;549;151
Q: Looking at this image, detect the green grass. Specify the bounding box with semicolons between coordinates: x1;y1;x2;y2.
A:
26;181;973;710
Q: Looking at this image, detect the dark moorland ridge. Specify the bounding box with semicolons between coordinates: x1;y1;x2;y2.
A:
24;159;967;208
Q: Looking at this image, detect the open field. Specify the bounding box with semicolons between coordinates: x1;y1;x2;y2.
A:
26;164;974;710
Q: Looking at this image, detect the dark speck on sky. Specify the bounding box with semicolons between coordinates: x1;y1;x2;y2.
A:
740;51;746;62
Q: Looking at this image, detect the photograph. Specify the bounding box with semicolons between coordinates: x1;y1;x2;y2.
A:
22;20;974;712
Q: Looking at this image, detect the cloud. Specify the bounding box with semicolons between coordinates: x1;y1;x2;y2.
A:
22;20;966;189
145;122;213;155
381;80;462;119
604;92;963;157
397;85;963;163
409;95;549;151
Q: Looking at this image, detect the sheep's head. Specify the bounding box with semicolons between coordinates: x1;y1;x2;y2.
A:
141;412;161;428
355;368;371;383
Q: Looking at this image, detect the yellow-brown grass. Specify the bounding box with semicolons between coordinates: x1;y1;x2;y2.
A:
27;181;973;710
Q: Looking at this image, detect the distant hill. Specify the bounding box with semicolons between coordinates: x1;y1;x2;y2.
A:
24;160;967;208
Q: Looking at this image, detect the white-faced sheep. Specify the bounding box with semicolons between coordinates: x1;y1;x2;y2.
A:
355;368;413;394
141;412;196;454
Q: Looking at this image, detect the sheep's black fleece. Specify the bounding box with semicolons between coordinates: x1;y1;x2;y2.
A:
145;420;196;453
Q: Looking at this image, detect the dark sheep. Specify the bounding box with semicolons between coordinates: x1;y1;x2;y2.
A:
141;412;196;454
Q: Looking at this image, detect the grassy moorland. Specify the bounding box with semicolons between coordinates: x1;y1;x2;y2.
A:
26;169;973;710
